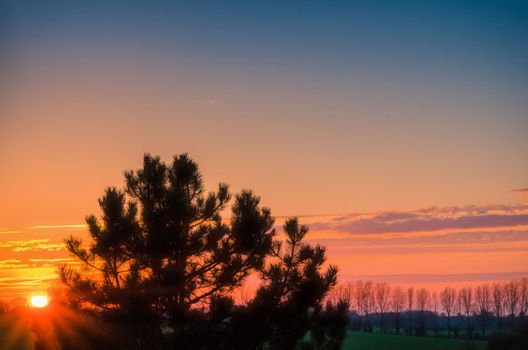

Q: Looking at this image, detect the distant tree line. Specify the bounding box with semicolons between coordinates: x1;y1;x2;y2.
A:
328;278;528;340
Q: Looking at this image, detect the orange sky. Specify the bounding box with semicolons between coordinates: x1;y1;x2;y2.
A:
2;0;528;299
1;201;528;299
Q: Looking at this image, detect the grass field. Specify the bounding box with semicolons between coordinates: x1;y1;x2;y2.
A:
342;331;488;350
0;314;491;350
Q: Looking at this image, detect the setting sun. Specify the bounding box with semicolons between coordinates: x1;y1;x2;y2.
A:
30;295;49;308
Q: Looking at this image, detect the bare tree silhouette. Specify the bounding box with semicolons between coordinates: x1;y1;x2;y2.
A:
460;287;474;338
476;283;492;337
375;282;391;334
432;291;440;336
493;282;506;334
505;280;520;334
392;286;406;335
441;287;456;338
416;288;430;336
520;277;528;319
407;287;414;335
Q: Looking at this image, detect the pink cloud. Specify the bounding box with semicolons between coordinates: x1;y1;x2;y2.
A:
309;204;528;234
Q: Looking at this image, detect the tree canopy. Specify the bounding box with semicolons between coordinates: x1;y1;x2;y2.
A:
59;153;347;350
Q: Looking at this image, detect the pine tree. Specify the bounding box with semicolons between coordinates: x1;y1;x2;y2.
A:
59;153;347;349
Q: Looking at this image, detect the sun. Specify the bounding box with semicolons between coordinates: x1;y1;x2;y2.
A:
30;295;49;308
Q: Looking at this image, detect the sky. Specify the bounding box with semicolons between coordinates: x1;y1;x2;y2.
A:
1;0;528;298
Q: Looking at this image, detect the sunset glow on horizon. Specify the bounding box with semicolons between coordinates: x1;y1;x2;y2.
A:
1;201;528;298
1;0;528;301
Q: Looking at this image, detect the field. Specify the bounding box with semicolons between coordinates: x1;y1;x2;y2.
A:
0;314;491;350
342;331;488;350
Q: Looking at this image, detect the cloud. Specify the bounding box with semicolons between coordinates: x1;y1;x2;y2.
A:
309;204;528;235
512;188;528;193
0;239;51;248
0;259;28;269
0;230;22;235
13;243;64;252
512;188;528;201
195;99;217;106
28;258;73;263
0;259;22;264
0;239;64;252
0;258;75;269
339;271;528;284
29;224;87;230
311;228;528;246
0;274;57;287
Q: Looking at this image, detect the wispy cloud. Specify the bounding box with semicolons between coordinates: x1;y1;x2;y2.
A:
0;259;28;269
0;239;64;252
512;188;528;193
340;271;528;284
29;224;87;230
13;243;64;252
0;274;58;287
512;188;528;201
28;258;73;263
195;99;217;106
272;206;528;256
0;230;22;235
309;204;528;235
0;239;51;248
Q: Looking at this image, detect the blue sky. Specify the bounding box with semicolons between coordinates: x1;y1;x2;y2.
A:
2;0;527;216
